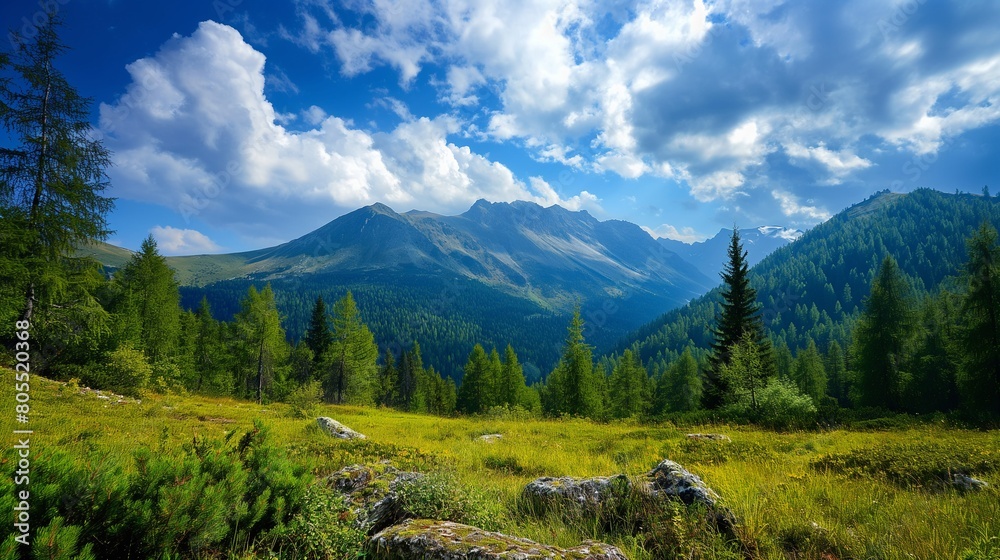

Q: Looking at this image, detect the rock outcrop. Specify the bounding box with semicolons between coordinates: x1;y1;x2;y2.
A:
520;474;630;513
477;434;503;443
326;464;424;534
367;519;628;560
316;417;366;439
521;459;735;534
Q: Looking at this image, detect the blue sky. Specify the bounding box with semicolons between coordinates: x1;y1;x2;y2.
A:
3;0;999;255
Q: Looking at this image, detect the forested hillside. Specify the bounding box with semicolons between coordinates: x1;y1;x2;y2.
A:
626;189;1000;371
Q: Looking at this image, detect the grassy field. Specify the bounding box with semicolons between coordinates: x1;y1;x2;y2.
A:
3;372;999;559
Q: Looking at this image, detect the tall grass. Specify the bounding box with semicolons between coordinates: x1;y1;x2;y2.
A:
2;372;997;559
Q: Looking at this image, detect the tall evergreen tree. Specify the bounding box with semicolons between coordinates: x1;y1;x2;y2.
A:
322;291;378;405
608;349;649;419
957;223;1000;419
906;293;959;413
112;235;180;365
377;348;399;407
458;344;491;414
706;227;772;408
657;347;702;414
547;308;601;417
720;330;771;411
0;18;113;326
850;256;914;410
498;344;528;408
305;296;332;364
825;339;848;406
792;339;827;404
234;284;287;403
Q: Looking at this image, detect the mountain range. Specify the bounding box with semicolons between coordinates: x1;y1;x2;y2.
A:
624;189;1000;371
656;226;802;281
149;200;731;380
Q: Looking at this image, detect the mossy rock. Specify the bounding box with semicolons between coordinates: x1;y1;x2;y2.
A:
367;519;628;560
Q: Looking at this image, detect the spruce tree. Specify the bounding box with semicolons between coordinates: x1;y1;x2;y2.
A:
957;223;1000;420
458;344;490;414
706;227;772;408
550;308;601;417
498;344;527;408
112;235;180;365
0;18;113;325
825;340;847;406
322;291;378;405
792;339;827;404
305;296;332;365
609;349;649;419
660;347;702;413
235;284;287;403
850;255;913;410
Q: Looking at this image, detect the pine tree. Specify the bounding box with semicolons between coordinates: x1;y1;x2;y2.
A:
112;235;180;365
792;339;827;404
377;348;399;407
0;18;113;326
825;340;847;406
706;227;772;408
549;308;601;418
720;330;770;412
957;223;1000;420
660;347;702;413
608;349;649;419
498;344;528;408
322;291;378;405
234;284;287;403
906;294;959;413
458;344;491;414
850;256;914;410
305;296;331;365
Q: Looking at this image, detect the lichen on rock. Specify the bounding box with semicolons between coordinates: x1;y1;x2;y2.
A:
367;519;628;560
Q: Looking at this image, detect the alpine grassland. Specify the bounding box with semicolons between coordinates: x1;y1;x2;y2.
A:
3;372;998;559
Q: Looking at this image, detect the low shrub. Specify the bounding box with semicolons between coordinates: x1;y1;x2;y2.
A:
394;472;504;531
811;441;999;488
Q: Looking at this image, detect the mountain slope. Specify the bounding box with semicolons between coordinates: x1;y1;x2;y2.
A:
624;189;1000;367
657;225;801;281
162;200;714;380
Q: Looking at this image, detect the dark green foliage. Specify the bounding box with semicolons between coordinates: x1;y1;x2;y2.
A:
850;256;914;411
957;223;1000;421
627;190;1000;376
905;293;960;414
305;295;332;365
655;347;702;414
321;291;379;405
825;339;848;406
542;309;603;418
0;423;310;559
109;236;180;366
608;348;650;419
792;339;827;404
457;344;494;414
706;227;772;409
0;17;113;330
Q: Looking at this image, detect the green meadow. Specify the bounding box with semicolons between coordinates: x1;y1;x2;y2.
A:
5;373;998;559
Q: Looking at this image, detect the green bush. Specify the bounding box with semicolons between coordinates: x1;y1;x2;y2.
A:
726;379;817;430
0;422;311;558
278;486;366;559
85;344;151;397
394;472;504;531
286;380;323;418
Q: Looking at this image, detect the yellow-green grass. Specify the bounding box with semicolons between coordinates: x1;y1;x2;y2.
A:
4;371;999;559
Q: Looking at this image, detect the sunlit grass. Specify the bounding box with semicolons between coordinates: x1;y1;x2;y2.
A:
5;371;998;559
